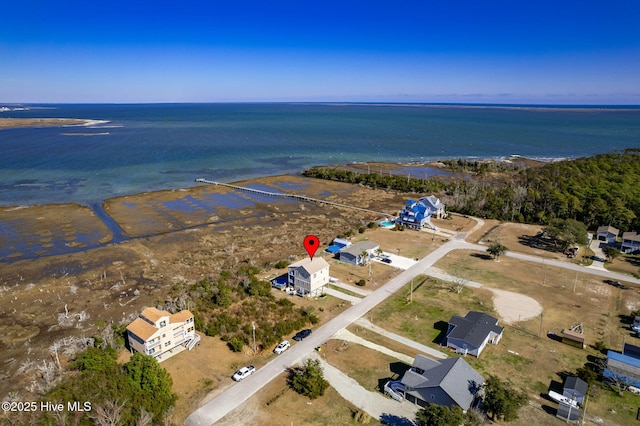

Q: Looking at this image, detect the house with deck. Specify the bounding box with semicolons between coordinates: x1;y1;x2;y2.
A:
604;343;640;388
288;257;330;297
396;196;445;230
338;241;379;266
126;307;199;362
596;225;619;244
621;231;640;254
399;355;484;411
563;376;588;405
445;311;503;357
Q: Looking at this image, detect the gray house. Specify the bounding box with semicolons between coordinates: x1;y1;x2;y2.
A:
400;355;484;411
621;231;640;254
446;311;503;357
596;225;619;244
338;241;379;266
563;376;588;405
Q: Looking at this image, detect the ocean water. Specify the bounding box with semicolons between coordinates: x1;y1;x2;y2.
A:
1;103;639;207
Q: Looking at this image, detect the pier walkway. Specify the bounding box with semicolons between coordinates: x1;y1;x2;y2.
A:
195;178;392;217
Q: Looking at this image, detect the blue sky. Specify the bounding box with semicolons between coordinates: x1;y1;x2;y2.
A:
1;1;639;104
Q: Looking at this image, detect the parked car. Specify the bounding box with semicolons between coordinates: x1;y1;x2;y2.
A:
232;365;256;381
381;257;392;264
274;340;290;354
293;329;312;341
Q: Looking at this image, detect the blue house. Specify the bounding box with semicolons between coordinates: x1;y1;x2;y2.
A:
604;343;640;388
397;196;446;229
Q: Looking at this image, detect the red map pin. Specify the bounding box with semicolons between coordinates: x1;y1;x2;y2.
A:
303;235;320;261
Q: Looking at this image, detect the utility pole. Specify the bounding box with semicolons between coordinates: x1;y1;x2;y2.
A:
574;270;578;293
410;277;414;303
252;322;256;354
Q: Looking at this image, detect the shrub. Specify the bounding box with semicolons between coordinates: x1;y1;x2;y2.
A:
358;227;365;234
274;260;290;269
367;221;377;229
356;279;366;287
228;336;244;352
288;359;329;399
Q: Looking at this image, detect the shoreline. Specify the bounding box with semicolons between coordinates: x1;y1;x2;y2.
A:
0;117;109;130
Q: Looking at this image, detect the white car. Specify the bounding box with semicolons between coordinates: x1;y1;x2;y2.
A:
274;340;290;354
232;365;256;381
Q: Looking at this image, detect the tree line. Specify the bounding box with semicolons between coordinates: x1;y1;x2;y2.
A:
303;149;640;231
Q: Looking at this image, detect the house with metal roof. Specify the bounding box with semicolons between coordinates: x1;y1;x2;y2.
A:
126;307;199;362
621;231;640;254
596;225;619;244
563;376;588;405
604;343;640;388
400;354;484;410
338;240;380;266
445;311;503;357
397;196;445;230
288;257;330;296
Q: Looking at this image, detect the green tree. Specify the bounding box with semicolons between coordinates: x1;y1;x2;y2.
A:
483;375;528;422
288;358;329;399
543;218;588;251
602;246;621;262
415;403;466;426
487;242;508;260
71;346;117;372
125;353;177;419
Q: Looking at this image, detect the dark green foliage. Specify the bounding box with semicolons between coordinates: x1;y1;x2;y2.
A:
602;246;621;262
367;221;377;229
543;218;588;250
487;242;508;260
71;346;117;372
482;374;528;422
415;403;467;426
593;340;608;354
228;336;245;352
576;365;598;386
125;353;177;419
356;279;366;286
274;260;290;269
288;358;329;399
303;149;640;231
46;348;177;425
358;226;366;234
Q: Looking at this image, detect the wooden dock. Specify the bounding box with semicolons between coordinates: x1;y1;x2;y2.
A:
195;178;392;217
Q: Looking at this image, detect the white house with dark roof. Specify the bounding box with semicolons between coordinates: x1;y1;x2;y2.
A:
338;241;380;266
445;311;503;357
596;225;619;244
400;354;484;410
126;307;199;362
621;231;640;254
288;257;330;297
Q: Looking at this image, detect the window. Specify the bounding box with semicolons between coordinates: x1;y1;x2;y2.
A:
165;341;171;347
160;321;166;327
162;333;166;338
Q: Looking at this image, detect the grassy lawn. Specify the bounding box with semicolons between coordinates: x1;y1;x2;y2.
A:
368;261;640;426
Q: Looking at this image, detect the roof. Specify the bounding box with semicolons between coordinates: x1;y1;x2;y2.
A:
596;225;619;235
420;195;445;211
141;307;171;322
289;257;329;275
447;311;503;348
326;245;343;254
564;376;588;395
400;355;484;409
556;401;581;423
561;329;585;343
127;317;158;340
623;343;640;360
622;231;640;243
339;241;379;256
607;350;640;370
170;310;193;323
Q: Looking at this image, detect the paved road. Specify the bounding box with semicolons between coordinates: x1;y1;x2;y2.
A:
186;232;640;425
185;239;465;426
